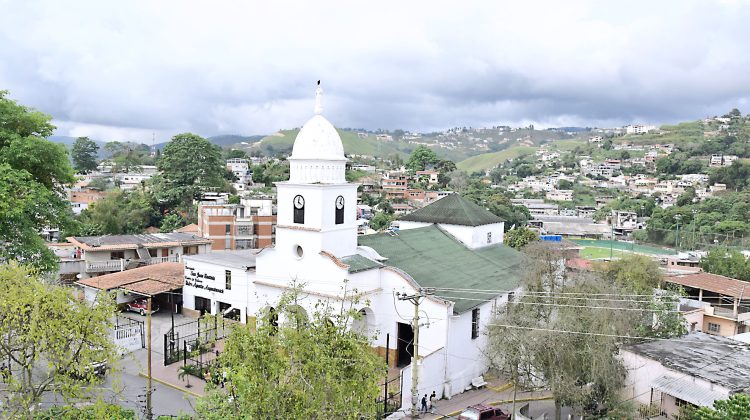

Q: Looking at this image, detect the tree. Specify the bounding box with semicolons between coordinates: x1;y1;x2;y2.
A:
487;247;685;419
154;133;226;209
0;91;75;193
159;213;185;233
225;149;247;159
0;263;118;418
71;137;100;174
34;400;137;420
504;226;538;249
195;288;386;419
0;165;68;273
690;393;750;419
177;364;198;389
599;255;664;294
699;247;750;281
370;212;393;231
78;189;159;235
405;145;438;172
103;141;152;174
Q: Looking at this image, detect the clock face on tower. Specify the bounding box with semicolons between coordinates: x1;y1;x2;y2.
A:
335;195;345;210
293;195;305;209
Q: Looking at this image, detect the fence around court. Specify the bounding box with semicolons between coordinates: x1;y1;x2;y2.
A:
571;239;677;255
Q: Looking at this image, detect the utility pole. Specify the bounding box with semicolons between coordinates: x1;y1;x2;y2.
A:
674;214;683;251
396;288;434;418
146;296;153;420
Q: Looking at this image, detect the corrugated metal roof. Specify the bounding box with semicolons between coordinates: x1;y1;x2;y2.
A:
358;225;523;314
652;375;726;407
400;193;504;227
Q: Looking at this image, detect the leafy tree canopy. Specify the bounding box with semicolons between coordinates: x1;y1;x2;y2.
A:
195;289;386;419
154;133;227;209
689;393;750;420
0;263;118;418
699;247;750;281
71;137;100;174
77;189;160;235
504;226;538;249
406;145;438;172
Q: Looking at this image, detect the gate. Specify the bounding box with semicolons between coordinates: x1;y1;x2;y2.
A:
112;315;144;354
163;315;231;365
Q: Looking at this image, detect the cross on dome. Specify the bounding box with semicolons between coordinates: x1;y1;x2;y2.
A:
314;80;323;115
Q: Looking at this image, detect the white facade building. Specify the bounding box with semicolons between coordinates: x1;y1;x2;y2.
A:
182;85;524;407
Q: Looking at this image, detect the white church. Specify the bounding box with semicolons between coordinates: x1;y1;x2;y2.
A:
182;84;524;406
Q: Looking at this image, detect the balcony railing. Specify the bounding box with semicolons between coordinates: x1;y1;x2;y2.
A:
145;255;181;265
86;260;128;273
86;255;181;273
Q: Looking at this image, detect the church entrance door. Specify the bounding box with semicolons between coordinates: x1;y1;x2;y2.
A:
396;322;414;367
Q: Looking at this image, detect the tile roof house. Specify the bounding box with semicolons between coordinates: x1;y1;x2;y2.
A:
665;272;750;337
76;262;184;306
63;233;212;280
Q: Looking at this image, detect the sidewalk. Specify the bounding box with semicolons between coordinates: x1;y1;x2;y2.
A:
401;377;552;419
139;340;226;397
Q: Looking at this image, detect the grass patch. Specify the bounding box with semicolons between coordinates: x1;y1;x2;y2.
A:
457;146;537;172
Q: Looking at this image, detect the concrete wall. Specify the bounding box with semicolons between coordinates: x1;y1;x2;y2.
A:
620;349;731;416
182;258;253;322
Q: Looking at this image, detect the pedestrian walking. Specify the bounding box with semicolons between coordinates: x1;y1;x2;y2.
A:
421;394;428;413
430;390;437;413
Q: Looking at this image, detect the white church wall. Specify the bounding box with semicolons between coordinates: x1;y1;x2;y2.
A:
397;221;431;231
400;346;447;409
440;223;505;249
182;258;253;321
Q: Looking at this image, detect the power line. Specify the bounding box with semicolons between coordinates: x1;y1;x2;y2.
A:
434;295;682;313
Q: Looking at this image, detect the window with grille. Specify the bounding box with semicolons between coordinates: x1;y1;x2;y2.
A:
471;308;480;339
225;270;232;290
708;322;720;333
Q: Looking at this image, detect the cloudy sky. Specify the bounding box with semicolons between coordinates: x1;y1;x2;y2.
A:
1;0;749;142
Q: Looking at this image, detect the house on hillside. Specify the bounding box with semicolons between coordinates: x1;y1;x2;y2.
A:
621;333;750;418
60;233;212;280
665;272;750;336
180;88;524;407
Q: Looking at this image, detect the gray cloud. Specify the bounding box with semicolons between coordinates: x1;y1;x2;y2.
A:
1;0;750;141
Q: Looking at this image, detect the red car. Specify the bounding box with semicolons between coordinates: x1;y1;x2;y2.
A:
125;298;159;316
458;404;510;420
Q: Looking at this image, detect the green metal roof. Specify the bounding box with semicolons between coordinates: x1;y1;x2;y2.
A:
341;254;384;273
358;225;523;314
399;193;504;226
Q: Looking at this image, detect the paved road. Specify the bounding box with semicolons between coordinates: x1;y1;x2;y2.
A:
23;311;199;417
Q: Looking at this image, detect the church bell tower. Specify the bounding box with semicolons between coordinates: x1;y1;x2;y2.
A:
274;82;359;259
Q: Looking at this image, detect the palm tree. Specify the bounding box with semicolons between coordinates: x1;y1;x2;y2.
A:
177;364;195;388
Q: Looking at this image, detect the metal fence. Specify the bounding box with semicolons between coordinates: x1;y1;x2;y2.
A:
376;375;402;419
164;315;231;365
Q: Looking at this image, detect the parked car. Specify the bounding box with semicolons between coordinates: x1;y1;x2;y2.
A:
125;298;159;316
458;404;510;420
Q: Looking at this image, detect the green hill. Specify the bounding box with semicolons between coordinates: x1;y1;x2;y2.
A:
245;129;484;161
457;146;537;173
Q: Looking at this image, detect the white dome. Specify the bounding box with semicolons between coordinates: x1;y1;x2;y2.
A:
290;114;345;161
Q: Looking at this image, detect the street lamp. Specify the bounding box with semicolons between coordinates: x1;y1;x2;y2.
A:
674;214;683;251
691;208;698;251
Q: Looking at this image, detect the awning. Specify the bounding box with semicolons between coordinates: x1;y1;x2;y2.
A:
652;375;726;407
